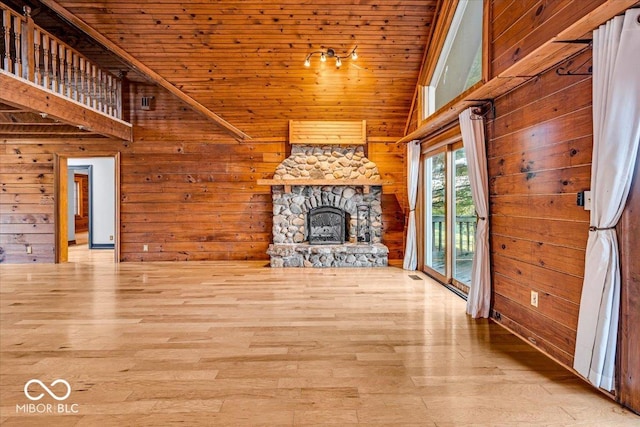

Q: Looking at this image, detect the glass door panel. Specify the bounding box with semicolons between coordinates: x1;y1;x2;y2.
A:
424;152;446;276
453;147;475;286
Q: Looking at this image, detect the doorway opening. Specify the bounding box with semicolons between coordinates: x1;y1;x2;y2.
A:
55;153;120;263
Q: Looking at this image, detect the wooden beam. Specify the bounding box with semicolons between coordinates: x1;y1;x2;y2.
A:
0;71;132;141
39;0;251;142
400;0;637;144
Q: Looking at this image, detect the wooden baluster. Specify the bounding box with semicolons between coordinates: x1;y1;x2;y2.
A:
85;60;91;106
58;43;65;94
71;53;79;101
50;38;58;92
116;72;124;120
21;6;34;81
111;75;117;117
112;74;117;116
41;33;49;89
104;73;110;114
117;78;123;119
91;64;97;109
65;48;72;97
13;13;21;77
78;57;85;104
106;73;111;114
33;28;41;85
103;72;109;114
97;66;102;111
106;74;112;116
97;69;104;112
3;9;13;73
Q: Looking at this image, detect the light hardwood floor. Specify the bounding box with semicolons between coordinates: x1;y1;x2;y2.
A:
0;254;637;426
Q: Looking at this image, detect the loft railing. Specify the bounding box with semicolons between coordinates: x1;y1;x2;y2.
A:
1;5;122;120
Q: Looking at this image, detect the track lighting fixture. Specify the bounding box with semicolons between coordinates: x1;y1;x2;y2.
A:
304;46;358;68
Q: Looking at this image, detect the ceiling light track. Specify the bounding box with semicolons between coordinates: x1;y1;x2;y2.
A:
304;46;358;68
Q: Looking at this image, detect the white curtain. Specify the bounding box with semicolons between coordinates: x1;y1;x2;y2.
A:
574;8;640;392
459;107;491;318
403;140;420;270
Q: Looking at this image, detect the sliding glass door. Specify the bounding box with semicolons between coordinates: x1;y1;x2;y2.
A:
423;142;476;293
453;146;475;287
424;150;447;278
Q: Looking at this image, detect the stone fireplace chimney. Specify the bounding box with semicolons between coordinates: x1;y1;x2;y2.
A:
257;121;392;267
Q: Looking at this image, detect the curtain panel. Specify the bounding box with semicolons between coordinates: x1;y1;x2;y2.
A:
574;8;640;392
459;108;491;318
403;140;421;270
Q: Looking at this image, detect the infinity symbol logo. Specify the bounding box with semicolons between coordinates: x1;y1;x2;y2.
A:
24;379;72;401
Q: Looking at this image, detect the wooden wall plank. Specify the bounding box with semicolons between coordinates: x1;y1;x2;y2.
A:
490;0;605;77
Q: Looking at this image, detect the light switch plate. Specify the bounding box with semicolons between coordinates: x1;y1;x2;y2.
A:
584;190;592;211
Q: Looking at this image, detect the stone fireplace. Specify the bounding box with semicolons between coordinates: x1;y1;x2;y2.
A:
259;144;391;267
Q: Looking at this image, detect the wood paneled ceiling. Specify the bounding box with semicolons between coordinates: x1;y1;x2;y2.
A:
3;0;436;139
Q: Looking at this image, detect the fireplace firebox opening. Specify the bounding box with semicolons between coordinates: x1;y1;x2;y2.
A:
307;206;349;245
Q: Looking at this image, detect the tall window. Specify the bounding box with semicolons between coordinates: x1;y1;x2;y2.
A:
422;0;484;119
423;141;476;293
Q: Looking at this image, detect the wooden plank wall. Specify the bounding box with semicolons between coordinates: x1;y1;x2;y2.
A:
368;139;406;260
1;139;112;263
490;0;605;78
487;47;592;366
121;83;276;262
619;152;640;414
0;82;406;263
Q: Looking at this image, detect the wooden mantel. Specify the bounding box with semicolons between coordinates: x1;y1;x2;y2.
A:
257;178;394;194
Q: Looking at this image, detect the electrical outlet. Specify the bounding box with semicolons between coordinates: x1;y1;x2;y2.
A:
143;244;148;252
26;245;32;254
109;235;114;241
531;290;539;307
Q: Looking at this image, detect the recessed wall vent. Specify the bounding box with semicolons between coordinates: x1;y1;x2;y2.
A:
141;96;155;111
